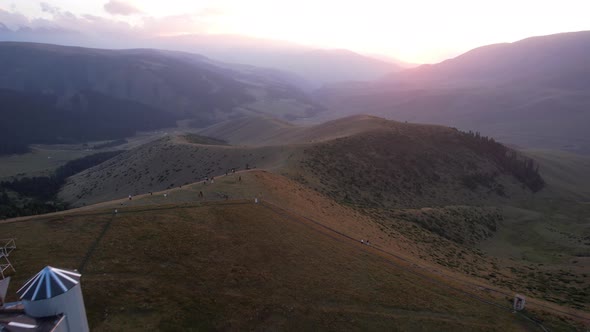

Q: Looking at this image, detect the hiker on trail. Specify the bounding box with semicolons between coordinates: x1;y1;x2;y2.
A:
361;239;364;244
254;197;258;204
199;191;203;198
164;193;168;198
149;192;152;196
239;176;242;182
128;195;132;200
366;240;370;246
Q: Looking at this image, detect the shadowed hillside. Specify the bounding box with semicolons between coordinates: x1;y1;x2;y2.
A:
0;89;176;156
0;42;322;127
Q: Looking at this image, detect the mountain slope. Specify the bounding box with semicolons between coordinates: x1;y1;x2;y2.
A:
317;31;590;154
0;42;321;126
0;89;176;155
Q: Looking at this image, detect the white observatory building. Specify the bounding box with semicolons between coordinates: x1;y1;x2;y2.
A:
0;266;89;332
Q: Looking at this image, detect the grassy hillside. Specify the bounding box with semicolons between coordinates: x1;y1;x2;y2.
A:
287;119;540;209
52;115;590;320
0;200;547;331
58;135;300;206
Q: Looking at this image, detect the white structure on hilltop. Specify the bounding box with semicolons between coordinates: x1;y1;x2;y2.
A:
16;266;89;332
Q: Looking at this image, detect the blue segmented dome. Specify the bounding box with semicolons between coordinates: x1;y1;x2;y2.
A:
17;266;81;301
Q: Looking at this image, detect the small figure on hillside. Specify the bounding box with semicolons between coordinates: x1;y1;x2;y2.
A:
366;240;370;246
211;179;215;184
239;176;242;182
360;239;364;244
164;193;168;198
128;195;132;200
254;197;259;204
199;191;203;198
114;209;118;214
149;192;152;196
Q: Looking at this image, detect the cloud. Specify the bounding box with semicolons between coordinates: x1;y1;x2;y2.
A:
0;8;30;29
104;0;141;16
40;2;61;15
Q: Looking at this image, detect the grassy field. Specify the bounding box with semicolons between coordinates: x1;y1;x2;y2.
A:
2;201;540;331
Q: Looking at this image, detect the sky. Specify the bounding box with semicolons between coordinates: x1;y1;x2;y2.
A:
1;0;590;63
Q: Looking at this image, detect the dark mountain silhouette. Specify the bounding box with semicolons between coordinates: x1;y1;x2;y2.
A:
318;31;590;153
0;42;322;128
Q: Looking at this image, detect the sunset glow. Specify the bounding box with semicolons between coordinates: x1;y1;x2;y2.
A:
1;0;590;62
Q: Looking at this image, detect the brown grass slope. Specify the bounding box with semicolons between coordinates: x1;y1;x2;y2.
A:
1;201;538;331
9;168;590;329
54;116;590;316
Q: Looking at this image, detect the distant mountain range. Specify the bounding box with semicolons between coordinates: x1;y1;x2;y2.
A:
0;29;401;86
317;31;590;153
155;35;400;86
0;42;325;155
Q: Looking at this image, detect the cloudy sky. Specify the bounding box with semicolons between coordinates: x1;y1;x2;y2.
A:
1;0;589;63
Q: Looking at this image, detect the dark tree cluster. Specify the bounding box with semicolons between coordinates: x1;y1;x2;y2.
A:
461;131;545;192
0;151;123;219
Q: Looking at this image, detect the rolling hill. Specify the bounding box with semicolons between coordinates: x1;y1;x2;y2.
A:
317;31;590;154
59;115;542;208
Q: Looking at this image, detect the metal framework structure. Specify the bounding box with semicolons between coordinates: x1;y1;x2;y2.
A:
0;239;16;279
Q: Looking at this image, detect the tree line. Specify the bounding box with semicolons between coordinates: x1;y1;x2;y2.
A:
461;130;545;192
0;151;123;219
